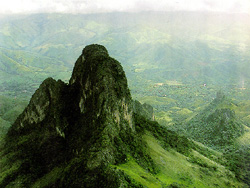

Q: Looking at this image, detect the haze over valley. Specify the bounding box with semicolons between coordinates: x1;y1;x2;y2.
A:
0;2;250;187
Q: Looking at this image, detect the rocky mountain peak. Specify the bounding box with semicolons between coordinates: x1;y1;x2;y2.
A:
4;45;139;187
10;44;133;134
69;44;133;130
1;44;169;188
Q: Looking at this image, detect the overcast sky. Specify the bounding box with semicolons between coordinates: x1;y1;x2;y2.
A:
0;0;250;14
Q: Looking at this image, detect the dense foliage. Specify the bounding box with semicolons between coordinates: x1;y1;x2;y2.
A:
134;113;192;155
175;93;245;149
0;45;157;187
1;12;250;186
223;145;250;185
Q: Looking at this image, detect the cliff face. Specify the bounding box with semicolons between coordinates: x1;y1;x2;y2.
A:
3;44;146;187
69;44;133;130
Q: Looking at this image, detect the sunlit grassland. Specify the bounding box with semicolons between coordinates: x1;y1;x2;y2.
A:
154;111;173;125
116;132;243;187
235;100;250;123
237;126;250;146
115;157;161;188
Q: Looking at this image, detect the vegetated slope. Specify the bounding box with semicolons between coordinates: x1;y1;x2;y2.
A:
2;12;250;137
0;117;10;141
1;12;250;99
0;45;244;187
180;91;245;148
1;44;144;187
0;95;28;141
175;91;250;185
0;47;71;97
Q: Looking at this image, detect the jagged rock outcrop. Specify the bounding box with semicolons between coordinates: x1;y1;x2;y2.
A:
2;44;150;188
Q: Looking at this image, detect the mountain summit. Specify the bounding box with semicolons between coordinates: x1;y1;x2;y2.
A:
3;44;144;187
1;45;244;188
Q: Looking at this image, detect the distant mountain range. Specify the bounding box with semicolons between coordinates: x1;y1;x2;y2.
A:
0;13;250;186
0;12;250;98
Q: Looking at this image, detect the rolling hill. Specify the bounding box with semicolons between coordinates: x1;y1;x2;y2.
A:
0;12;250;97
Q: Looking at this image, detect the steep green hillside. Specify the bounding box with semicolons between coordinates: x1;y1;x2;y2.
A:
170;91;250;185
0;117;10;141
114;115;243;188
0;45;246;187
1;113;244;187
178;92;245;148
0;95;28;140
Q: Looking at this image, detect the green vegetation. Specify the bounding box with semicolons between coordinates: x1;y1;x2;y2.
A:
1;12;250;101
134;114;192;155
166;92;250;186
0;12;250;187
115;131;243;188
223;144;250;183
175;93;245;148
0;95;28;141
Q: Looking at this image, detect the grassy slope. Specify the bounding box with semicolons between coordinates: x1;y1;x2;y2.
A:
0;95;28;141
0;118;10;142
0;96;27;122
237;126;250;146
0;110;245;187
115;132;243;187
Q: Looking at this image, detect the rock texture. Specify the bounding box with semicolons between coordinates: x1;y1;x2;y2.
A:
3;44;149;188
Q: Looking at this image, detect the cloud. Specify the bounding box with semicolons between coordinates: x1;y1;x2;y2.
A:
0;0;249;14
